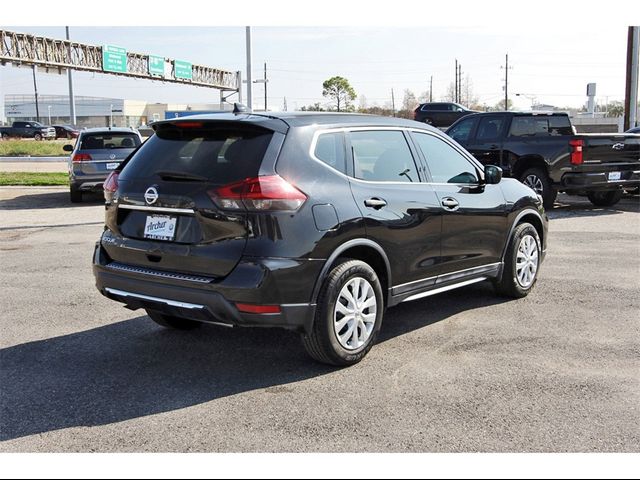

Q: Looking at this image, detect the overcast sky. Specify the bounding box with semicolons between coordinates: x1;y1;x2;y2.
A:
0;5;637;115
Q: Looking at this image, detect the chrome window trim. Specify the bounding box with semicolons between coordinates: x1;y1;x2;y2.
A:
401;277;487;303
116;204;195;215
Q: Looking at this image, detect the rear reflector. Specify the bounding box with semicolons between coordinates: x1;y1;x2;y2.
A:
209;175;307;212
72;153;92;162
569;139;584;165
104;171;119;193
235;303;281;314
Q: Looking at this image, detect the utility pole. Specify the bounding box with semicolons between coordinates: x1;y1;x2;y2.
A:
65;26;76;125
283;97;287;112
504;54;509;111
263;62;268;111
624;26;639;131
454;59;458;103
391;88;396;116
458;63;463;104
245;27;253;111
32;65;40;122
429;76;433;102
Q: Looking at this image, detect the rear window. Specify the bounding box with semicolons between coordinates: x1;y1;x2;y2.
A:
119;123;273;184
509;115;573;137
80;133;141;150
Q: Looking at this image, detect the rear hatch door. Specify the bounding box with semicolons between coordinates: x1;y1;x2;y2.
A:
78;131;142;175
104;121;278;278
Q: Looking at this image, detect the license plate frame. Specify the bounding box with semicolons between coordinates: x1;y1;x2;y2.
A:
608;171;622;181
143;215;177;241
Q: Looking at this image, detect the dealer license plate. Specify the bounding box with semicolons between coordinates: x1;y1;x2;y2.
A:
106;162;119;170
608;171;621;181
143;215;177;241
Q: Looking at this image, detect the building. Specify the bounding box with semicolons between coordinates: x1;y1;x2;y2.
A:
2;94;231;128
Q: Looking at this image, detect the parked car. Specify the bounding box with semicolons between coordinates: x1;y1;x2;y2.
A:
53;124;80;139
446;111;640;208
65;127;142;203
413;102;478;128
626;126;640;134
0;121;56;140
93;110;548;366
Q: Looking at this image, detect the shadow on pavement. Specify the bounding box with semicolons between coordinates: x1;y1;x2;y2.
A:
0;191;104;210
0;282;508;442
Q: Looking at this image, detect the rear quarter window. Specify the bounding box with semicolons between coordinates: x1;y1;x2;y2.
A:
313;132;346;174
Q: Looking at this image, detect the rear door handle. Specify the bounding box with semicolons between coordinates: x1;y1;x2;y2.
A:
441;197;460;210
364;197;387;209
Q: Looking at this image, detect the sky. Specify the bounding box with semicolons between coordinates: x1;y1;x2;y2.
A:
1;3;638;118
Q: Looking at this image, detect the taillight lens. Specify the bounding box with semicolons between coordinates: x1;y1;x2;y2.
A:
208;175;307;212
72;153;92;162
569;139;584;165
104;171;119;194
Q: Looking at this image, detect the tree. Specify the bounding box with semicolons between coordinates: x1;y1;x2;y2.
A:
300;102;325;112
606;101;624;118
401;89;418;111
492;98;514;111
357;94;368;112
322;76;356;112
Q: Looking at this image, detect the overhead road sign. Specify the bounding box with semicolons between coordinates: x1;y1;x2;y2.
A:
102;44;127;73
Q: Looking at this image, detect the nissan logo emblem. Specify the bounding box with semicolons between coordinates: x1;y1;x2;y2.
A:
144;187;159;205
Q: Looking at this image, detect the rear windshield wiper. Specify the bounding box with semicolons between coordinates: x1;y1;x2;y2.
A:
156;170;209;182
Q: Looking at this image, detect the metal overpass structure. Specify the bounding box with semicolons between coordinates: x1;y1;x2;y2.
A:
0;29;241;97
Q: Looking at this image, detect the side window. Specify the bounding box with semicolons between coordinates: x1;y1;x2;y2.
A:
412;132;479;184
509;116;550;137
350;130;419;182
548;115;573;136
476;117;504;141
447;118;474;144
313;132;346;174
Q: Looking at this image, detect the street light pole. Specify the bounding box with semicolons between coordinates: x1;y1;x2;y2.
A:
65;26;76;126
32;65;40;122
48;105;51;125
245;27;253;111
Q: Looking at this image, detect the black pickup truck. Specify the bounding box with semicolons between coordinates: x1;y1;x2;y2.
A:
0;121;57;141
446;112;640;208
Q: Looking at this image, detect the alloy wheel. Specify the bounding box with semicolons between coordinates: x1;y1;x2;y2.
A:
524;174;544;195
516;234;539;288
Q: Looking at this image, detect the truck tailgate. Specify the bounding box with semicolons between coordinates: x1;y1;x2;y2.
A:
582;134;640;165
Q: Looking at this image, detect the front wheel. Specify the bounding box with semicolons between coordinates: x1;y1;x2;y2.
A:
494;222;541;298
34;133;42;141
302;259;384;366
520;167;556;210
587;190;623;207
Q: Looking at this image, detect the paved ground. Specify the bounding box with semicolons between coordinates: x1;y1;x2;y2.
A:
0;187;638;452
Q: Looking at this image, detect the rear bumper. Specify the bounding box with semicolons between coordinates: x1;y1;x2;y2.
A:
561;169;640;190
70;173;109;191
93;243;321;333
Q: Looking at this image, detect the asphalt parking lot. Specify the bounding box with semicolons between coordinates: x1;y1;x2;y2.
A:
0;186;638;453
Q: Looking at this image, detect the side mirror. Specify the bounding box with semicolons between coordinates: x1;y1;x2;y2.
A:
484;165;502;184
63;144;73;152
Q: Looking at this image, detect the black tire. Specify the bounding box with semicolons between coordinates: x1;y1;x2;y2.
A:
1;133;9;141
146;310;201;330
587;190;623;207
302;259;384;367
34;133;42;141
520;167;557;210
69;187;83;203
494;222;541;298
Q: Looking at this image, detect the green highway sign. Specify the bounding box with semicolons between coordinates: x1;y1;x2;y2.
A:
174;60;193;80
102;44;127;73
149;55;165;76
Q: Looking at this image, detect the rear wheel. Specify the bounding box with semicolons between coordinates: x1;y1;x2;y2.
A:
302;259;384;366
146;310;201;330
69;187;83;203
1;133;8;140
587;190;623;207
34;132;42;141
520;167;556;210
494;222;541;298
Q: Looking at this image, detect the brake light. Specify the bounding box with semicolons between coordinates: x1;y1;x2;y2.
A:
72;153;92;162
172;121;203;128
104;171;119;193
235;303;281;314
569;139;583;165
208;175;307;212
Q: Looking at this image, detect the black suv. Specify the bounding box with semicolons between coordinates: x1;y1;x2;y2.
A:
413;102;478;128
93;112;548;366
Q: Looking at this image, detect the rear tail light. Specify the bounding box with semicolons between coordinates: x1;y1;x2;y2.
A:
72;153;92;162
235;303;281;314
208;175;307;212
104;171;119;194
569;139;584;165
